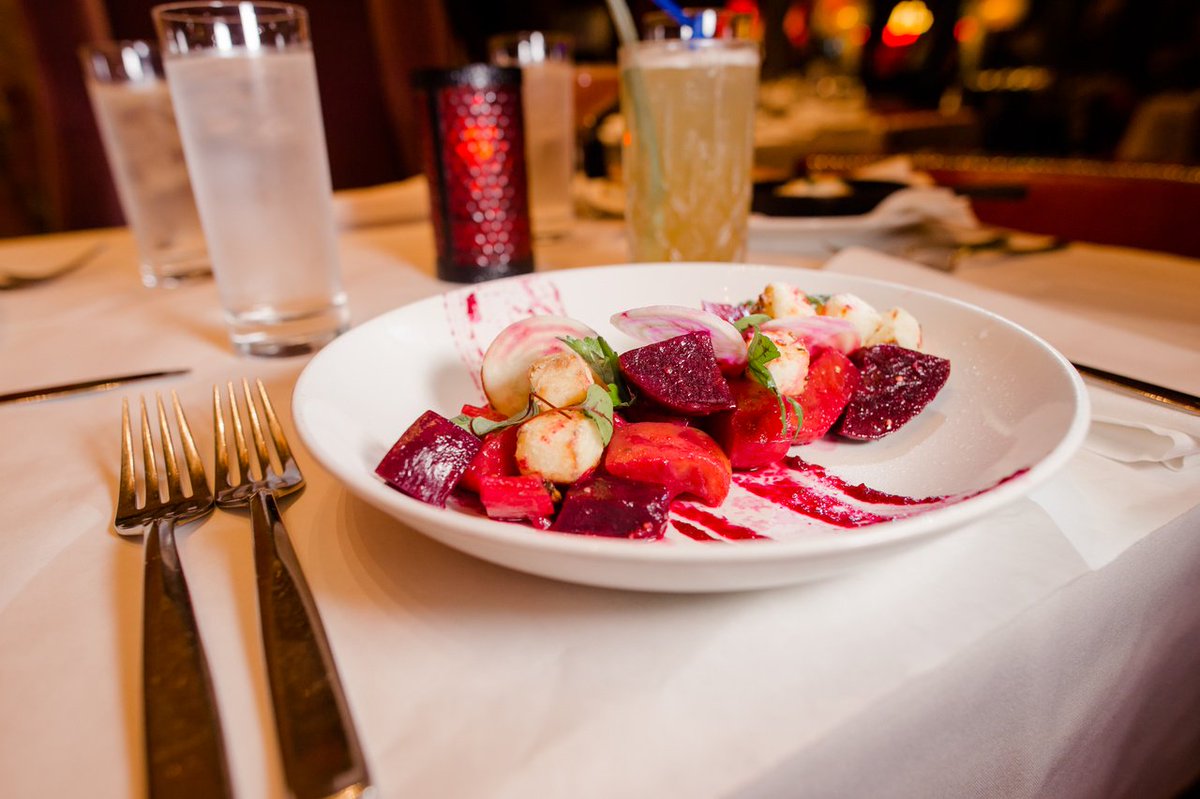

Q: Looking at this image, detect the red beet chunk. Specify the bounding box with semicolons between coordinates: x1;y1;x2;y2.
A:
604;422;732;506
375;411;482;506
618;331;735;416
479;475;556;522
458;426;520;494
835;345;950;441
706;379;799;470
794;349;860;444
551;474;672;539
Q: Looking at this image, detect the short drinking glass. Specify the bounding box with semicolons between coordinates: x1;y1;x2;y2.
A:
489;31;576;240
153;1;348;356
80;40;209;288
620;38;760;262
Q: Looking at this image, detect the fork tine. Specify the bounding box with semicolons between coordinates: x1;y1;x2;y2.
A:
173;390;210;502
140;397;160;505
241;378;274;477
157;393;183;502
227;381;252;483
118;399;138;516
213;385;229;490
254;378;297;472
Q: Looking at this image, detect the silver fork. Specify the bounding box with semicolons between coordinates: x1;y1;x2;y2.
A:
115;393;233;799
213;378;371;799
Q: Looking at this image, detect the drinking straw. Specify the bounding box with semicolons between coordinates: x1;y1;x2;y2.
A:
650;0;697;31
603;0;665;231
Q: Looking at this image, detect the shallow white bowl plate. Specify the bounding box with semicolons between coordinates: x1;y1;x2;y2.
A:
294;263;1089;592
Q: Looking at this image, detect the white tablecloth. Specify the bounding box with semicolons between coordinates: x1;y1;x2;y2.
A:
1;206;1199;798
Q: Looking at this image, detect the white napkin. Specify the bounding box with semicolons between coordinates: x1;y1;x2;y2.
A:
1087;389;1200;470
861;185;978;228
332;175;430;229
821;247;1200;470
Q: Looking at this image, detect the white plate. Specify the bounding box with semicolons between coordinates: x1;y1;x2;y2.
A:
293;263;1089;593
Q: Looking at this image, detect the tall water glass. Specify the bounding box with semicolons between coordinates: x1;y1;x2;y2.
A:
80;41;209;288
153;2;348;357
489;31;576;240
620;38;760;262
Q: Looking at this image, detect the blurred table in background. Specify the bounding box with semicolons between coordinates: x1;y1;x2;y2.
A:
805;154;1200;259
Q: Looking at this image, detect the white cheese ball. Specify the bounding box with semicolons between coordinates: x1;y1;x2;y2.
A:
821;292;882;343
866;307;923;349
760;328;811;397
528;351;594;411
757;282;816;319
515;410;605;484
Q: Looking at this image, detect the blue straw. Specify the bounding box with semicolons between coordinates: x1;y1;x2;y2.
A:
651;0;702;35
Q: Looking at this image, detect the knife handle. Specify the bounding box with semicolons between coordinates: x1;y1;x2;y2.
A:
142;518;233;799
250;491;371;799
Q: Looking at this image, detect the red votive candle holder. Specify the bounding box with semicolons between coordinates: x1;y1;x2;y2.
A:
413;65;535;283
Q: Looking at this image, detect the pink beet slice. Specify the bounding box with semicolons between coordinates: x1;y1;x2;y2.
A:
835;345;950;441
551;474;672;539
794;349;860;444
375;411;482;506
618;331;735;416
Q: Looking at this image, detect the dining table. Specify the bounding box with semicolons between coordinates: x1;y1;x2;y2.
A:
2;176;1199;799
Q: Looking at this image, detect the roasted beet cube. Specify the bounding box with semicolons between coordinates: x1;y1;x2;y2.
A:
458;426;520;494
618;331;735;416
375;411;482;506
835;344;950;441
706;379;799;470
551;474;672;539
479;475;556;521
604;422;731;506
794;349;860;444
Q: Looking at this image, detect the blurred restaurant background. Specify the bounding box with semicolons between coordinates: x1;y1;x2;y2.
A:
2;0;1198;252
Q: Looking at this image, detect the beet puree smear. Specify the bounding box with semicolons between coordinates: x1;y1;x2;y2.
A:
668;458;1029;541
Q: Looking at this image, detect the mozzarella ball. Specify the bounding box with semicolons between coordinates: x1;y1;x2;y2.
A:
515;410;605;484
866;307;923;349
820;293;882;343
759;328;811;397
757;282;816;319
528;351;594;411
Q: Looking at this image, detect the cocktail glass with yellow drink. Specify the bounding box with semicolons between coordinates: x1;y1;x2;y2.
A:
620;38;760;262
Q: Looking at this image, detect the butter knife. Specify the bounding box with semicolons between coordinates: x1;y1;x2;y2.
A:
0;369;190;405
1072;362;1200;417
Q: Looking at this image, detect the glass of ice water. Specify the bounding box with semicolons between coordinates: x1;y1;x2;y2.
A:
152;2;348;357
80;41;209;288
489;31;576;241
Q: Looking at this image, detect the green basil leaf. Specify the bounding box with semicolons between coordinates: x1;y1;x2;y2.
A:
733;313;772;332
578;383;615;445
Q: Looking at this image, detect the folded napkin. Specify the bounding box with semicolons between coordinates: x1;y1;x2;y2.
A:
1087;389;1200;470
332;175;430;229
821;247;1199;471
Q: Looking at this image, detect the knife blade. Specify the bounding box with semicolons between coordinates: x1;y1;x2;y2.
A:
1071;362;1200;417
0;369;191;405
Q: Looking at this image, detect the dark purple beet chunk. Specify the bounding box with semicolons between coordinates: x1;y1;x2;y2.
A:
551;474;671;539
375;411;482;506
618;331;735;416
835;344;950;440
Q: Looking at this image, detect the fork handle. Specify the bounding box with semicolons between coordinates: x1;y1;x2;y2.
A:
250;491;371;799
143;518;233;799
